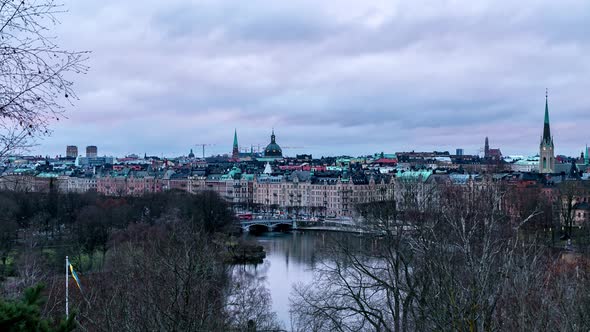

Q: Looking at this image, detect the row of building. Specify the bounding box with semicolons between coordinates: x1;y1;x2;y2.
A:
2;159;589;222
1;92;589;222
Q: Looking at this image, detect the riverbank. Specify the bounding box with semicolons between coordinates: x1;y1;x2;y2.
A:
225;239;266;264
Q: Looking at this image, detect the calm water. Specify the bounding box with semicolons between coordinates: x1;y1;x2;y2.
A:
242;231;365;329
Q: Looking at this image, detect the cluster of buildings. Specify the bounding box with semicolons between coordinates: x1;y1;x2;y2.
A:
1;93;589;222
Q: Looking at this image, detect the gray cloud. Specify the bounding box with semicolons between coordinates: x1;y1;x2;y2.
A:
35;0;590;158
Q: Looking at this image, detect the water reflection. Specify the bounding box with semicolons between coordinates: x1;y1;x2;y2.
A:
240;231;367;329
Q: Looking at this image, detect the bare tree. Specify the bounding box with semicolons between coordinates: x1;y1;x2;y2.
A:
73;205;111;271
290;180;562;331
2;233;49;299
0;0;88;159
557;180;588;242
412;182;522;330
291;180;439;332
226;264;283;331
0;194;18;278
546;253;590;330
494;243;552;331
75;219;229;332
69;208;280;332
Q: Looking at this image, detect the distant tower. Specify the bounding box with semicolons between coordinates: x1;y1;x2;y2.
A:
232;129;239;160
188;149;195;159
66;145;78;158
264;129;283;158
539;90;555;173
585;145;589;165
484;137;490;159
86;145;98;158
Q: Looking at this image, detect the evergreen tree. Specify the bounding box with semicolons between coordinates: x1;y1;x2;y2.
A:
0;285;76;332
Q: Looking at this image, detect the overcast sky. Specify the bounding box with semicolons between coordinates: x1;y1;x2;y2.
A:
34;0;590;158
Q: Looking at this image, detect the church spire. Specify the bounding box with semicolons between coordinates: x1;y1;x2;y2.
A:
542;89;551;143
232;129;239;159
539;89;555;174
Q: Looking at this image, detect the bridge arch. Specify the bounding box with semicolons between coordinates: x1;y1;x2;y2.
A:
273;223;293;232
247;224;271;234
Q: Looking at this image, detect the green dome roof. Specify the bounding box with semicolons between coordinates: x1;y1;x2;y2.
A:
228;165;242;179
265;144;282;156
264;130;283;158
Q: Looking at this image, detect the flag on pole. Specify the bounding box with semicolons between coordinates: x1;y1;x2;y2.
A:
69;264;82;291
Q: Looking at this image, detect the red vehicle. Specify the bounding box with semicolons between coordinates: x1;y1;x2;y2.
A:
237;213;253;221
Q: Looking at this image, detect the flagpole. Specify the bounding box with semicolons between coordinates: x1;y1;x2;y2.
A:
65;256;69;318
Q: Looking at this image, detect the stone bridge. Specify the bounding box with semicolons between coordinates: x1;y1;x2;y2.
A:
239;218;387;234
239;219;297;232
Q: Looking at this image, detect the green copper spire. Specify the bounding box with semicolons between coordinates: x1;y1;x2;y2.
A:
231;129;239;159
542;89;551;144
544;90;549;124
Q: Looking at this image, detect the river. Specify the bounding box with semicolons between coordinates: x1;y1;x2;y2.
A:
241;231;365;330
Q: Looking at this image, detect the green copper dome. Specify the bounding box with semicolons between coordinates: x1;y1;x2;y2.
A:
228;165;242;179
264;129;283;158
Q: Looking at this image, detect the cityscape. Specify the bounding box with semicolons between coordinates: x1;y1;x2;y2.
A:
2;93;589;223
2;1;590;331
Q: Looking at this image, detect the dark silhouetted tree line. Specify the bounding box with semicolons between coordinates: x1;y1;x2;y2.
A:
0;189;282;331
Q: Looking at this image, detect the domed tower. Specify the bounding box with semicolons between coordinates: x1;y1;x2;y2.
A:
264;129;283;158
539;90;555;173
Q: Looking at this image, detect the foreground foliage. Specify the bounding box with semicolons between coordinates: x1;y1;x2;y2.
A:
0;190;282;331
0;285;75;332
291;181;590;331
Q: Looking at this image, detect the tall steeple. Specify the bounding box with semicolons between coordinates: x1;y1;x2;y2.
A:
484;136;489;159
585;144;589;165
542;89;551;145
271;128;276;144
539;89;555;173
232;129;239;160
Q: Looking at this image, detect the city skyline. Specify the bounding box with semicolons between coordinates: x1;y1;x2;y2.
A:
31;123;587;159
32;0;590;157
3;2;590;330
34;114;585;159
